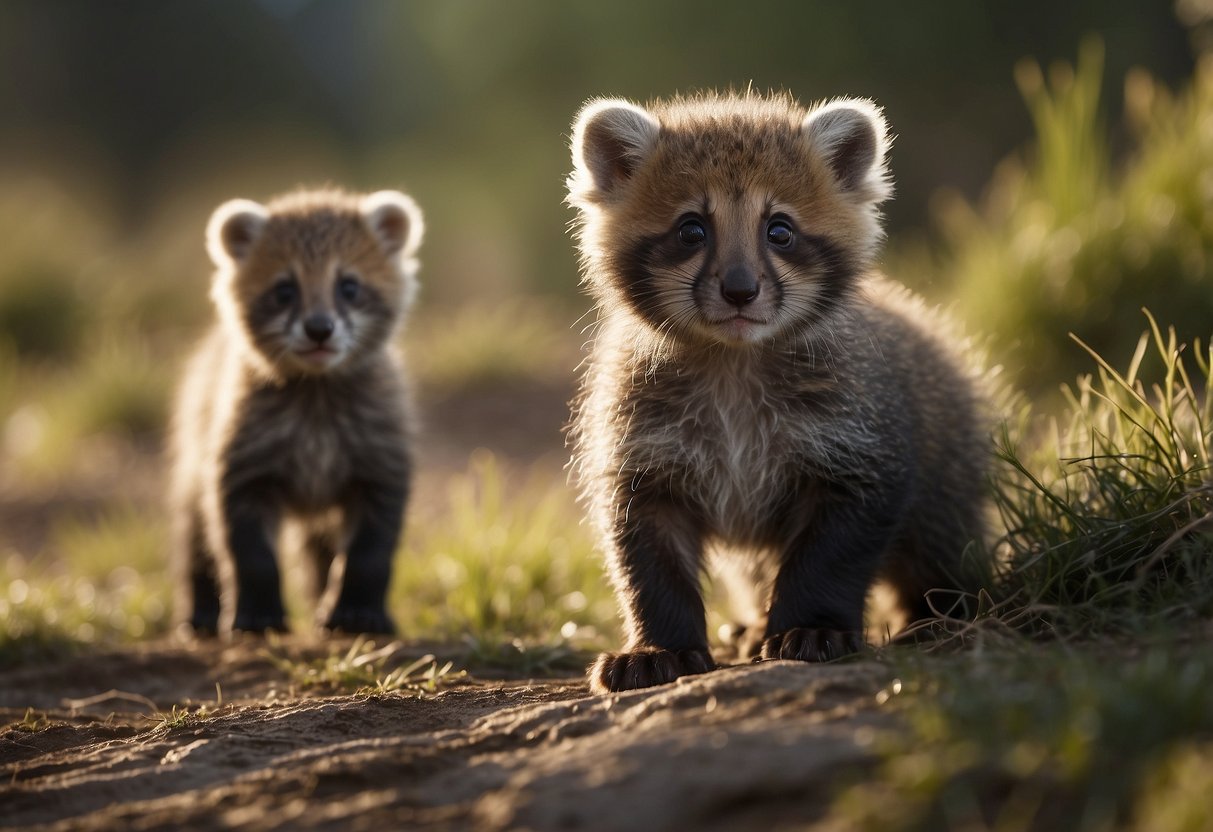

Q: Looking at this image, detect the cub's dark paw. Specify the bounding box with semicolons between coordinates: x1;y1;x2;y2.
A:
188;610;220;637
232;608;288;633
588;647;715;694
760;628;864;662
324;605;396;635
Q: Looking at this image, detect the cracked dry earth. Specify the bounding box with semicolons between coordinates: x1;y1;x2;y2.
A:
0;642;895;831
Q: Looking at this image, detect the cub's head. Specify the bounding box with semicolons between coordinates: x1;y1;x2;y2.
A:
206;189;423;377
567;92;891;346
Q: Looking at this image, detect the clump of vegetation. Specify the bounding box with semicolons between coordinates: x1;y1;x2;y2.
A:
980;317;1213;641
151;702;213;731
841;645;1213;832
844;320;1211;828
907;41;1213;395
262;635;465;696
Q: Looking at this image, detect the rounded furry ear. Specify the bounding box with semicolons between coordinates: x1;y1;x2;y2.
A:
570;98;660;198
801;99;892;202
207;199;268;267
360;190;424;258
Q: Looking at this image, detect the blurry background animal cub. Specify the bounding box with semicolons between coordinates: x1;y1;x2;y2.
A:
170;188;423;636
567;92;992;693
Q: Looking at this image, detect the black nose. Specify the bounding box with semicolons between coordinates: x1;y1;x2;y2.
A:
721;266;759;306
303;313;335;343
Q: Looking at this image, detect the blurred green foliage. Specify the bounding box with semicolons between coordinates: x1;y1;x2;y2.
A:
0;506;170;665
0;264;86;360
406;298;580;391
910;41;1213;393
0;0;1195;304
392;452;616;647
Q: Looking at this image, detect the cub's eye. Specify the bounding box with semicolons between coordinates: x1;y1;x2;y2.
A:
678;219;707;247
767;219;794;249
272;277;298;307
337;274;361;303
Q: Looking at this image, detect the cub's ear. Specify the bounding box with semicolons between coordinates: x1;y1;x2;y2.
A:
570;98;660;200
360;190;424;258
801;99;892;203
206;199;268;267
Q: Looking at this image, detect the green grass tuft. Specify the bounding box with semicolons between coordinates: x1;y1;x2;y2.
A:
392;451;616;649
151;702;212;731
261;635;467;695
988;315;1213;639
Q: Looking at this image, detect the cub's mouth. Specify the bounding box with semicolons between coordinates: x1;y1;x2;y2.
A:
702;312;774;344
295;346;341;366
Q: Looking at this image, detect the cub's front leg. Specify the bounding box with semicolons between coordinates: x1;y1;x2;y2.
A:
216;482;288;633
761;484;906;662
324;479;407;634
589;498;715;694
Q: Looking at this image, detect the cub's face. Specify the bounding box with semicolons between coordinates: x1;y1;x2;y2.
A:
567;94;892;347
206;190;423;376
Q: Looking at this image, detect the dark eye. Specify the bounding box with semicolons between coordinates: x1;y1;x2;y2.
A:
767;219;794;249
678;219;707;247
337;274;361;303
273;277;298;307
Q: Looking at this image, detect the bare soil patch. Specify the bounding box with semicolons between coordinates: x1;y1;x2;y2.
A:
1;641;892;830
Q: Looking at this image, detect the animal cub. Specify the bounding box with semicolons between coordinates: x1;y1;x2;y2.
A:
170;188;423;635
567;92;992;693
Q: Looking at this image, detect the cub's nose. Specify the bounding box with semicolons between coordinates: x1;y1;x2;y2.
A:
303;313;335;344
721;265;759;307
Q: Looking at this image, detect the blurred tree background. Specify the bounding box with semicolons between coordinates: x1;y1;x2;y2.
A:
2;0;1212;652
0;0;1203;364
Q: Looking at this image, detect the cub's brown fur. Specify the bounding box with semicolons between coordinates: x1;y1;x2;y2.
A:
170;188;423;635
566;92;992;693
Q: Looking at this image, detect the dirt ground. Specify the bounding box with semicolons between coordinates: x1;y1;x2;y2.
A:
0;640;894;831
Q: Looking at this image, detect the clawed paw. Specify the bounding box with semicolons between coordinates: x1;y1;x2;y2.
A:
188;611;220;637
759;628;864;662
588;647;715;694
324;606;396;635
232;609;288;633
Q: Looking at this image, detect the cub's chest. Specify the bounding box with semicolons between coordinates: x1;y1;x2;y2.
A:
235;387;362;502
626;373;816;535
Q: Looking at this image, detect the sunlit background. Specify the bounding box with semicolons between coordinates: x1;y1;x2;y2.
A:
2;1;1212;657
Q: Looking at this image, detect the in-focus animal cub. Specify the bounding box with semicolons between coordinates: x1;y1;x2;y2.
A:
566;92;992;693
170;188;423;635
